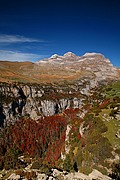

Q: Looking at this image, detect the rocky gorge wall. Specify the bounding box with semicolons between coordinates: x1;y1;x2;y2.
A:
0;76;112;127
0;81;87;126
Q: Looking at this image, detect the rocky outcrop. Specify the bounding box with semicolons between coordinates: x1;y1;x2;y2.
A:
7;173;20;180
61;124;72;160
5;168;112;180
88;169;112;180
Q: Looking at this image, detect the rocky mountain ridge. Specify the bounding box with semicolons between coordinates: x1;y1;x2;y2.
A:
37;52;115;70
37;52;108;63
0;52;119;83
36;52;119;81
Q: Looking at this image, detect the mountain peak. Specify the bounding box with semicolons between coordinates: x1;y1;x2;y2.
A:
63;52;77;57
36;51;115;72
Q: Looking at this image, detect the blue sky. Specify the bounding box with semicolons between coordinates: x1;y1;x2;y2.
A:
0;0;120;67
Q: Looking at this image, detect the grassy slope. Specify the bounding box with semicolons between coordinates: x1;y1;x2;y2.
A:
62;81;120;174
103;81;120;97
99;81;120;149
0;61;96;83
0;61;35;83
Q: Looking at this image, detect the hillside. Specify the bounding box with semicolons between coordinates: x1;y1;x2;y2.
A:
0;80;120;179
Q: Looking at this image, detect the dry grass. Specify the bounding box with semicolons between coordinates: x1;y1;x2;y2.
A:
0;61;119;84
0;61;93;83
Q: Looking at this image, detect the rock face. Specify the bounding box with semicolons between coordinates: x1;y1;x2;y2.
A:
0;74;117;126
0;82;85;126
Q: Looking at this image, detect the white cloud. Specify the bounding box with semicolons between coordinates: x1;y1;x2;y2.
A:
0;50;45;62
0;34;44;43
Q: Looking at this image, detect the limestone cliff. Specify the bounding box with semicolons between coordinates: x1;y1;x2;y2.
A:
0;81;86;126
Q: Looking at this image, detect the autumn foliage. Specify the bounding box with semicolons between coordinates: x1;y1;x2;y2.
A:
0;114;68;169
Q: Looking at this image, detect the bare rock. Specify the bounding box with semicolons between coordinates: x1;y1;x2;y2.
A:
37;173;48;180
64;172;90;180
89;169;112;180
7;173;20;180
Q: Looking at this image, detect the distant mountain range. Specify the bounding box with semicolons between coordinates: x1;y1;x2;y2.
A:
0;52;120;83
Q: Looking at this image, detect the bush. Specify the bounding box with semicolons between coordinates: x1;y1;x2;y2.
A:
89;137;112;165
4;146;21;170
31;160;42;169
63;154;74;172
25;171;37;180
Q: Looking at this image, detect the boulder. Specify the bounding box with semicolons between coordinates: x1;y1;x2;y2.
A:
89;169;112;180
64;172;90;180
37;173;48;180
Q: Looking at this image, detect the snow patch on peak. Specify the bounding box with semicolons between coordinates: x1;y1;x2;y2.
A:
83;52;103;57
50;54;59;59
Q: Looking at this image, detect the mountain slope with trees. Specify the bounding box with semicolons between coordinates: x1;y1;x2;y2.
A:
0;80;119;179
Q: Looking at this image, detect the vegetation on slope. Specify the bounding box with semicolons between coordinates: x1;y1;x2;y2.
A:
0;80;119;179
